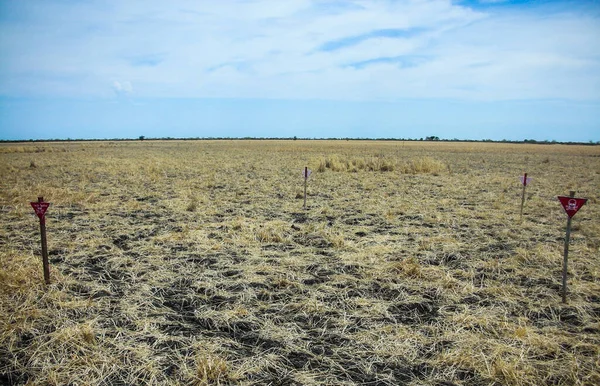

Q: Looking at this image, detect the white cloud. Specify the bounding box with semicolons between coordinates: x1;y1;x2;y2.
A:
112;81;133;95
0;0;598;101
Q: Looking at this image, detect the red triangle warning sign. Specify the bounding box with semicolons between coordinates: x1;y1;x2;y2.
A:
31;201;50;219
557;196;587;218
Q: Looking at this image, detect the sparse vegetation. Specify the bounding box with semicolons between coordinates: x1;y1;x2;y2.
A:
1;140;599;385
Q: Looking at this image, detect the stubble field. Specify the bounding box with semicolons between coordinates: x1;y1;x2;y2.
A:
1;140;599;385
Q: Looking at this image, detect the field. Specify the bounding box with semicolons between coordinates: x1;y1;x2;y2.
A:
1;140;599;385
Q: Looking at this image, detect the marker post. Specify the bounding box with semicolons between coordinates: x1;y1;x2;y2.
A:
303;167;308;209
30;197;51;284
519;173;530;221
561;192;574;303
557;191;588;303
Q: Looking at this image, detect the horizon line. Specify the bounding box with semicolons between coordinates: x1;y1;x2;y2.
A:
1;137;599;145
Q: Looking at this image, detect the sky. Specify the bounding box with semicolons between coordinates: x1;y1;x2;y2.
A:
0;0;599;142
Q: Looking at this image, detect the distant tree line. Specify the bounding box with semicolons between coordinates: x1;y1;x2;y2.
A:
1;137;599;145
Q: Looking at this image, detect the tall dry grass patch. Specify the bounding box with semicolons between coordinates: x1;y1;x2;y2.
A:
398;156;448;174
316;154;447;174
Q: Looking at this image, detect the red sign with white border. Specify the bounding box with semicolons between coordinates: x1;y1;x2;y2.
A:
557;196;587;218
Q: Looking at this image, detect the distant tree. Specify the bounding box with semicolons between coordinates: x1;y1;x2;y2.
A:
293;136;297;141
139;135;145;141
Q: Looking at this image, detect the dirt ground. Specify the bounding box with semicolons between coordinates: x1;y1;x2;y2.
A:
1;140;599;385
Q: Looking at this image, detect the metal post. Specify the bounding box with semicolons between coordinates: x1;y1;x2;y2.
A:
38;197;50;284
562;191;575;303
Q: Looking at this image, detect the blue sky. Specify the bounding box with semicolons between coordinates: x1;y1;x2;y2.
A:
1;0;599;141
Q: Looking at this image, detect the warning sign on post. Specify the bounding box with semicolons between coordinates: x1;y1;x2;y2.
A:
30;197;51;284
520;174;532;186
557;196;587;218
303;167;312;179
31;201;50;220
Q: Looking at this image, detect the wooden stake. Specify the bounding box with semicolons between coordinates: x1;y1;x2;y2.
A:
303;166;308;209
519;172;527;222
37;197;50;284
561;191;575;303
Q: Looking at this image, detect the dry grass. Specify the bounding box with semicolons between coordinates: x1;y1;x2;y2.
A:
315;154;447;174
1;140;599;385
